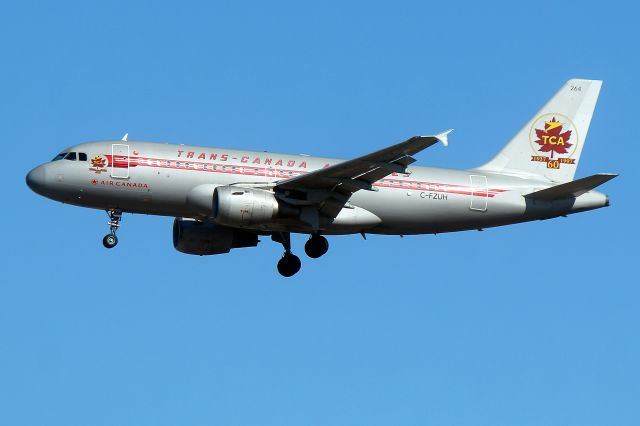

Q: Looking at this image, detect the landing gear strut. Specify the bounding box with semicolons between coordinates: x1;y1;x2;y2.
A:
304;234;329;259
272;232;301;277
102;209;122;249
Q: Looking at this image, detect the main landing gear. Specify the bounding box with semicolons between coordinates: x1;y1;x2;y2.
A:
102;209;122;249
304;234;329;259
273;232;301;277
272;232;330;277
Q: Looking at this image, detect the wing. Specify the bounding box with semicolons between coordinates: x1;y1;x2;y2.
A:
275;130;452;225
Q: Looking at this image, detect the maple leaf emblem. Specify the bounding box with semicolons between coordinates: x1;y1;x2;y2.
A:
91;155;106;168
534;117;572;158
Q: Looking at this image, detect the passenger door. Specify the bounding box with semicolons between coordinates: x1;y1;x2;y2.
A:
469;174;488;212
111;144;130;179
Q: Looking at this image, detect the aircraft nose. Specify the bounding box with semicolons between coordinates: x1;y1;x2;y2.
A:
26;165;47;195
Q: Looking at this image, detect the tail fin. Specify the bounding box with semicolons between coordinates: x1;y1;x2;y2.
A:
478;79;602;182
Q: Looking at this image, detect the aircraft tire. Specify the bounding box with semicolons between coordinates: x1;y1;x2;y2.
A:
277;253;301;277
304;235;329;259
103;234;118;249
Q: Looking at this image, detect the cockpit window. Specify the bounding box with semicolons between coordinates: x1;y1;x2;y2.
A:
78;152;87;161
64;152;77;161
52;153;67;161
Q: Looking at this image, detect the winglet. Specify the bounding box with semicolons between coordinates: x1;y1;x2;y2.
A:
121;133;129;142
434;129;453;147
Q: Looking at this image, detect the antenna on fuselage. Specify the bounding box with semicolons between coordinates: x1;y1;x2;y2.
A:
121;133;129;142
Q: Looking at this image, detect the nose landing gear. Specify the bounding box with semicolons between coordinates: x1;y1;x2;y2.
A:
102;233;118;249
102;209;122;249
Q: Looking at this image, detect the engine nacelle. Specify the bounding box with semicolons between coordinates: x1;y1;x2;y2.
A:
172;218;258;256
213;186;297;227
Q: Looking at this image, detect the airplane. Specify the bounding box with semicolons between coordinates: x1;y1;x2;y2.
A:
26;78;616;277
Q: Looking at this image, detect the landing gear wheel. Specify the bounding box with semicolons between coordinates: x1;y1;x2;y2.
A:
102;209;122;249
103;234;118;249
305;235;329;258
277;253;301;277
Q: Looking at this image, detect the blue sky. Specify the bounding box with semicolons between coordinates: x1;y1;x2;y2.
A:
1;1;638;425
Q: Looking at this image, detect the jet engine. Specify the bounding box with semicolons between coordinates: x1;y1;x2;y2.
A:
172;218;258;255
212;186;298;227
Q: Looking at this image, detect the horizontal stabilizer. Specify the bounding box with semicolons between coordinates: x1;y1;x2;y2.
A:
525;173;617;200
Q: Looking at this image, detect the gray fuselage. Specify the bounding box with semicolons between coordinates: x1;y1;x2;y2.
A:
26;140;609;235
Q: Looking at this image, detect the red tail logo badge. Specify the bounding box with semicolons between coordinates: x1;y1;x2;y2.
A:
529;113;578;169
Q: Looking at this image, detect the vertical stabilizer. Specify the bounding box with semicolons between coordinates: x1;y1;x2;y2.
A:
478;79;602;182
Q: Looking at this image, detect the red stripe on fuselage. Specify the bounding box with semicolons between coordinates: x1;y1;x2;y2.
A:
104;154;507;197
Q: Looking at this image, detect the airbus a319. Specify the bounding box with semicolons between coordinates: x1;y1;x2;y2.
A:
26;79;616;276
